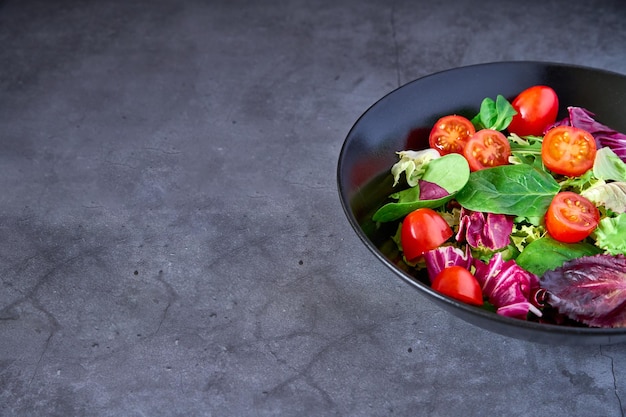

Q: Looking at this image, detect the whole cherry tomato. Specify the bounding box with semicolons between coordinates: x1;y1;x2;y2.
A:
541;126;597;177
507;85;559;137
401;208;453;262
463;129;511;171
545;191;600;243
429;115;476;155
431;266;483;306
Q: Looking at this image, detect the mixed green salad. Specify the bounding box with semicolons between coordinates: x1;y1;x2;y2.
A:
373;85;626;327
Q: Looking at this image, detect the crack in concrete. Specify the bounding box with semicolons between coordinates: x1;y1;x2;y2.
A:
153;270;179;336
2;245;104;386
28;298;61;386
601;346;624;417
255;322;379;411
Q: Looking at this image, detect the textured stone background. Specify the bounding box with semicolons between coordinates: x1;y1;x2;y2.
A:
1;0;626;416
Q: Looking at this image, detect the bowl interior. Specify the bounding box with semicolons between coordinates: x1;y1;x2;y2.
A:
338;61;626;345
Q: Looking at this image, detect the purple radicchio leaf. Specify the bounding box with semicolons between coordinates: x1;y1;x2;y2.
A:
418;179;449;201
541;254;626;328
423;245;472;283
455;208;513;250
547;107;626;161
474;253;542;319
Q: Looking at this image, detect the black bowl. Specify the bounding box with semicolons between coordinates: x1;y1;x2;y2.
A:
337;61;626;345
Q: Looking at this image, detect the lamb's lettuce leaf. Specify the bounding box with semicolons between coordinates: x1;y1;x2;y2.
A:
471;95;517;131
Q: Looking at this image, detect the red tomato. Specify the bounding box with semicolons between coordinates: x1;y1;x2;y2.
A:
541;126;597;177
545;191;600;243
401;208;453;262
463;129;511;171
507;85;559;136
431;266;483;306
429;115;476;155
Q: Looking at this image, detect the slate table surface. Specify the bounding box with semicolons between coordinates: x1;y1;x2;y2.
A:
2;0;626;416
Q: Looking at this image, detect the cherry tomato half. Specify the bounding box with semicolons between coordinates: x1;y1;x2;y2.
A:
545;191;600;243
431;266;483;306
507;85;559;136
429;115;476;155
541;126;597;177
401;208;453;262
463;129;511;171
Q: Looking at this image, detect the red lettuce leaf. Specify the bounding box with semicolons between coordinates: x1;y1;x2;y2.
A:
423;245;472;283
418;179;449;201
455;208;513;250
473;253;542;319
541;254;626;328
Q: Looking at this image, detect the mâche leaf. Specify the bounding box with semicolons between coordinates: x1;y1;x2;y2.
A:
455;164;560;217
471;95;517;131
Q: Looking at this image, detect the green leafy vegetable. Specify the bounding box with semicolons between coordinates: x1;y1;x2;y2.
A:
508;133;544;169
455;164;560;217
515;237;602;276
582;181;626;213
593;213;626;255
559;169;598;194
593;147;626;182
373;154;470;222
390;149;440;187
509;222;545;252
471;95;517;131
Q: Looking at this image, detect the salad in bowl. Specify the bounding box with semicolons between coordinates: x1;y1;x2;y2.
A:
337;62;626;344
373;85;626;328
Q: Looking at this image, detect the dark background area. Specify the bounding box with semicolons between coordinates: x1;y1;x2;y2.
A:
1;1;626;416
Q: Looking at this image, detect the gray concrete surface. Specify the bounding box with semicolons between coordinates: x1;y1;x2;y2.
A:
1;0;626;416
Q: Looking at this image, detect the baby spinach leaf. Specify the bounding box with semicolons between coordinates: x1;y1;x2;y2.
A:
515;237;602;276
455;164;560;217
372;154;469;222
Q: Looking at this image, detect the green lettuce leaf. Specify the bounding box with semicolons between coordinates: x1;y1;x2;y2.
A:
592;213;626;255
593;147;626;182
581;181;626;213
